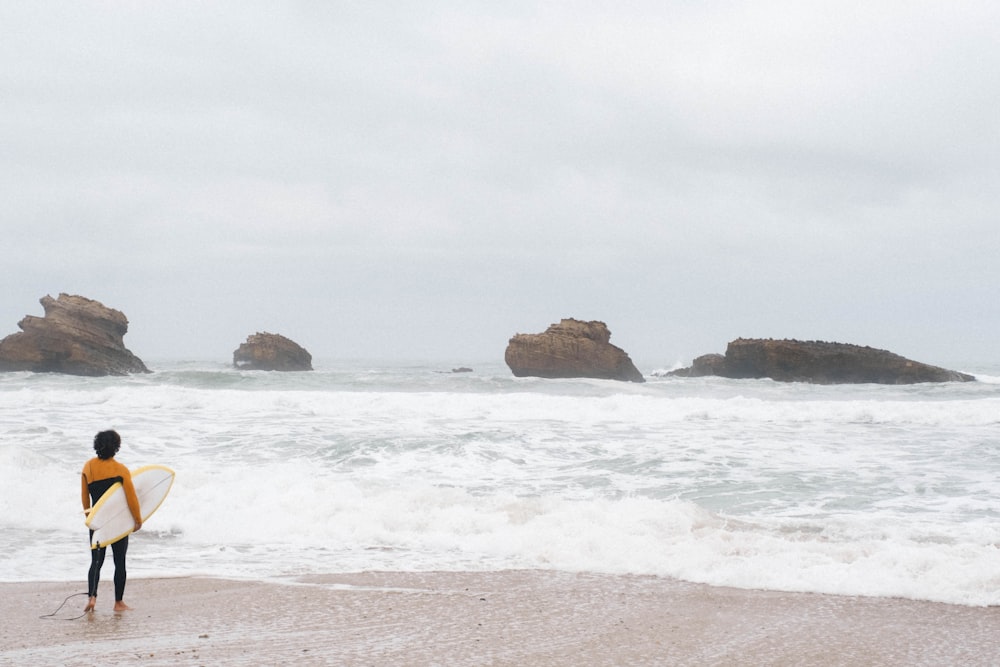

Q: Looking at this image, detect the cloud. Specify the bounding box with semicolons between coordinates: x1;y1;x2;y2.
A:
1;1;998;365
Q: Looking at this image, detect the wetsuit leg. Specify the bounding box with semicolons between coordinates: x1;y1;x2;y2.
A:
87;531;106;598
111;536;129;601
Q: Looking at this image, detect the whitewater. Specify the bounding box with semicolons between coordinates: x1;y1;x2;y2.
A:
2;360;998;607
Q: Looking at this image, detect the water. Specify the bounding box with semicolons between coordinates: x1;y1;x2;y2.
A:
2;360;998;606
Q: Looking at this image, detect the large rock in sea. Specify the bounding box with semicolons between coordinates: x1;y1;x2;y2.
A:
668;338;974;384
0;293;149;376
505;319;644;383
233;332;313;371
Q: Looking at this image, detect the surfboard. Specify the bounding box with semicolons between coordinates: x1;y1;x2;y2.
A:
85;464;175;550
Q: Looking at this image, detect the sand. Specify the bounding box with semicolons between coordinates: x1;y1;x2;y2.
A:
4;571;999;666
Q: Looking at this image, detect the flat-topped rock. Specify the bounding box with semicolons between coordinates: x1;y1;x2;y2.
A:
667;338;974;384
0;293;149;376
505;319;644;383
233;332;313;371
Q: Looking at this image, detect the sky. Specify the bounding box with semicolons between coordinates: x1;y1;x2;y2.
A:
2;1;998;369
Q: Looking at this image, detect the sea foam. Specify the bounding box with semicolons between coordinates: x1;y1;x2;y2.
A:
2;361;999;605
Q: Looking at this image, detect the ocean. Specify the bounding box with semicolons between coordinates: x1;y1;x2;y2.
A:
2;360;998;607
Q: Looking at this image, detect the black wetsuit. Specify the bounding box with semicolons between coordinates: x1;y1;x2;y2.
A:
87;476;128;601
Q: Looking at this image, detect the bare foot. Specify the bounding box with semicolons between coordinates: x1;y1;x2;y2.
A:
84;597;96;612
113;601;132;612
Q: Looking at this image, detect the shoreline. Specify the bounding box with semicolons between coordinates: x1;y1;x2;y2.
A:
6;570;1000;666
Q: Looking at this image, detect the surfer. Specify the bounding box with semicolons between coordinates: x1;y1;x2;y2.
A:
81;430;142;612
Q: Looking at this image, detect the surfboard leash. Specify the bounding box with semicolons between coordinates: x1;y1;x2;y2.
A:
39;592;91;621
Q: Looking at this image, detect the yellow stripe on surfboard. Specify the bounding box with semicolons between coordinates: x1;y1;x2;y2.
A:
86;464;175;549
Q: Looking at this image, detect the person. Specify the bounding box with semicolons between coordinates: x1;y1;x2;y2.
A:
81;430;142;612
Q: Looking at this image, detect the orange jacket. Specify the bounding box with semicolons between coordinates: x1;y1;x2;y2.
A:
81;457;142;523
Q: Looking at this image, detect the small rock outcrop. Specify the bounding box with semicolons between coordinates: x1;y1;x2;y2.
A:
505;319;644;383
676;353;728;377
0;293;149;376
668;338;974;384
233;332;313;371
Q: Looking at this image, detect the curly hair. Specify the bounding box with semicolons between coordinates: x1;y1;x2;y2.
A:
93;430;121;460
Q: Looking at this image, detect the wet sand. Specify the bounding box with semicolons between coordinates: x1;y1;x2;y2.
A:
5;570;999;666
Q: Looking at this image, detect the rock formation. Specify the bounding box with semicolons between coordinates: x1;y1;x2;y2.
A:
0;293;149;376
667;339;974;384
233;332;313;371
505;319;644;383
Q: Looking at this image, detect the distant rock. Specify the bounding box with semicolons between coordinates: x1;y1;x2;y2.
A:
673;353;728;377
233;332;313;371
0;293;149;376
504;318;644;383
667;338;975;384
451;367;473;373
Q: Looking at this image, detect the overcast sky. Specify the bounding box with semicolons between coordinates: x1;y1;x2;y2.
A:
2;1;997;368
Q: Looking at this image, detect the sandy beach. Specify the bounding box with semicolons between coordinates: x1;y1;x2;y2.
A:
3;571;998;666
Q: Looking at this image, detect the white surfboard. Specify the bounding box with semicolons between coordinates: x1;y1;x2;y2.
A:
85;464;175;549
